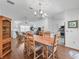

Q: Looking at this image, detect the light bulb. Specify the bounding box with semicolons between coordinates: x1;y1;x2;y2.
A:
34;11;37;16
42;14;45;17
40;10;43;14
44;13;48;16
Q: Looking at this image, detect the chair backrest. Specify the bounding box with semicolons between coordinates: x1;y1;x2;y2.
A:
26;32;34;47
39;31;51;38
26;32;35;55
28;36;35;49
16;31;20;38
44;32;50;38
39;32;44;36
53;32;61;53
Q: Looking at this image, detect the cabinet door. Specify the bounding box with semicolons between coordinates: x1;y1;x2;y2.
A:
2;20;11;39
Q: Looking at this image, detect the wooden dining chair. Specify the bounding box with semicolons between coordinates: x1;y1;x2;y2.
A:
16;31;23;46
53;32;61;59
39;32;50;39
24;32;29;56
44;32;51;38
39;32;44;36
24;32;34;55
48;32;61;59
25;32;44;59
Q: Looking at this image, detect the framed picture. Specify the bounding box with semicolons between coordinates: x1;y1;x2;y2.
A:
68;20;78;28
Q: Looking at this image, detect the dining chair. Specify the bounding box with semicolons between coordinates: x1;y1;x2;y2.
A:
24;32;29;56
16;31;23;46
53;32;61;59
44;32;51;38
39;32;50;39
24;32;34;55
25;32;44;59
39;32;44;36
48;32;61;59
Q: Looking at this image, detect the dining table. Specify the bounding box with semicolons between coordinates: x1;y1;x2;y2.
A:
34;35;54;59
34;35;54;46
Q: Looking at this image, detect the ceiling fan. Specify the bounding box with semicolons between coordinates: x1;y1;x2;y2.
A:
7;0;15;5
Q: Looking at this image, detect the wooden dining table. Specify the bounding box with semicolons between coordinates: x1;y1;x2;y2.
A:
34;35;54;59
34;35;54;46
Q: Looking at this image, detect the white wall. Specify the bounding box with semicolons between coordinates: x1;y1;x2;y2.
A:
48;12;64;35
30;18;48;31
0;10;49;38
12;18;49;38
12;20;22;38
64;9;79;49
48;8;79;49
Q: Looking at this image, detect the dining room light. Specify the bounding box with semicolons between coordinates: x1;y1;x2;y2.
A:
32;0;48;18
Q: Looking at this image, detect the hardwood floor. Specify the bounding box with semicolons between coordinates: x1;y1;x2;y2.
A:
2;39;79;59
57;45;79;59
3;39;24;59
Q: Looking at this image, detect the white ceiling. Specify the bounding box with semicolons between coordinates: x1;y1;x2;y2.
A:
0;0;79;21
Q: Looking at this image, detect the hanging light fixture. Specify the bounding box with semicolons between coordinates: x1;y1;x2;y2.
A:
34;2;48;18
29;0;48;18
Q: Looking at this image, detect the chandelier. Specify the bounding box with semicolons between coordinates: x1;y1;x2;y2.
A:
34;2;48;18
29;0;48;18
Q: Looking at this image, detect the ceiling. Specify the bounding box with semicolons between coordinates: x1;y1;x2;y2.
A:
0;0;79;21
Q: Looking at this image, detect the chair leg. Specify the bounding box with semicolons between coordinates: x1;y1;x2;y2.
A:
43;45;48;59
53;51;58;59
42;45;45;59
34;50;36;59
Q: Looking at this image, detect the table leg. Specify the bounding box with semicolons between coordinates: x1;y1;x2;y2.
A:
43;45;48;59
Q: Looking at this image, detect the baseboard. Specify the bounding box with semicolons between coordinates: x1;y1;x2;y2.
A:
59;44;79;52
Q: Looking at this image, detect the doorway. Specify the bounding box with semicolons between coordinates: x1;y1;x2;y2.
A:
59;25;65;45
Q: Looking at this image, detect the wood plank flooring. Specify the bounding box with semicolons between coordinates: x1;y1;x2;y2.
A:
3;39;24;59
2;39;79;59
